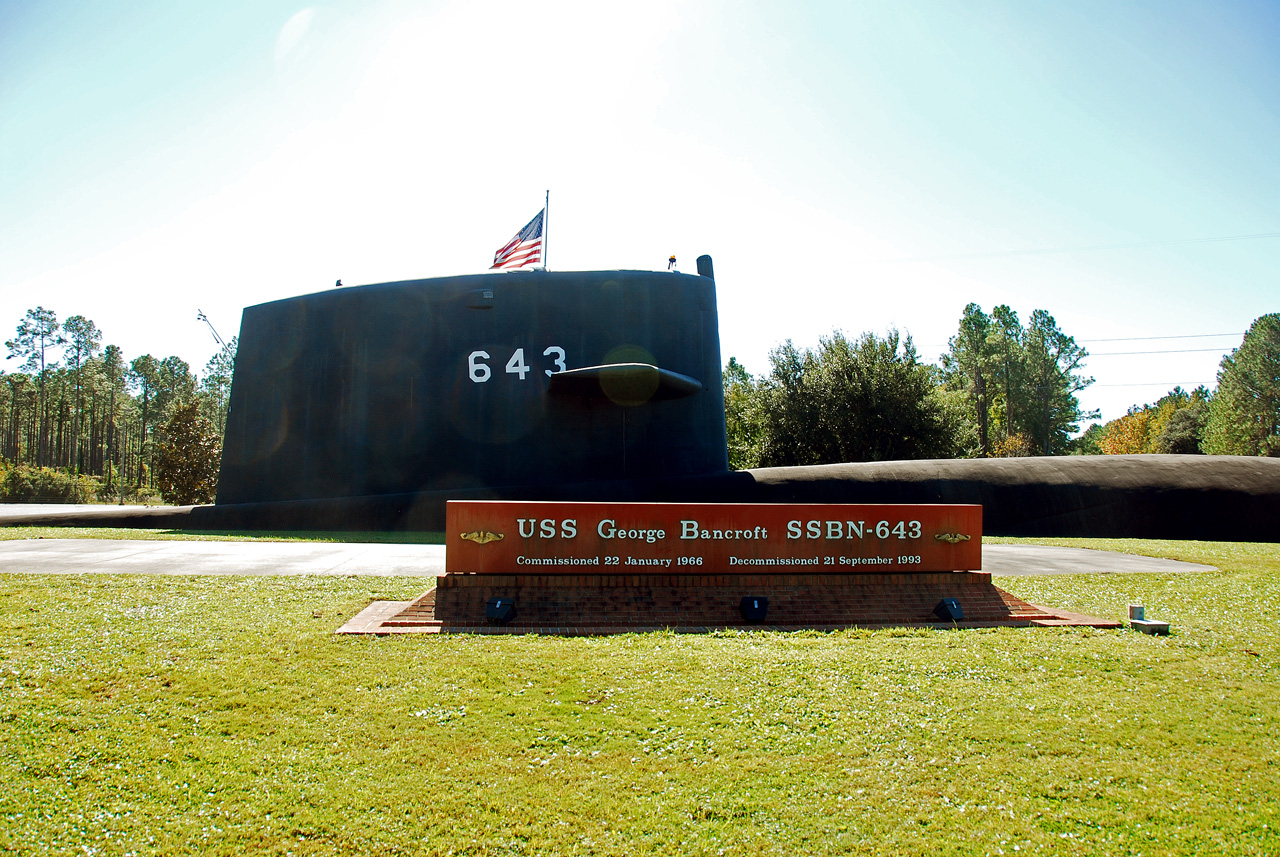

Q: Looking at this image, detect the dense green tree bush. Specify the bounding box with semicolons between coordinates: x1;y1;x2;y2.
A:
0;464;100;502
1069;423;1105;455
153;402;222;505
727;330;959;468
1203;314;1280;456
1154;401;1208;454
723;357;762;469
1095;386;1209;455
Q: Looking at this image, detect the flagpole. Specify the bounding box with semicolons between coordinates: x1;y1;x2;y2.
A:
544;189;550;270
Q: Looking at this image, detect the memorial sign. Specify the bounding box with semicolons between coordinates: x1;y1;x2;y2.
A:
446;501;982;574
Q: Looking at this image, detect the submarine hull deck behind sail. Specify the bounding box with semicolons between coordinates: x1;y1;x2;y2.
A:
216;267;729;508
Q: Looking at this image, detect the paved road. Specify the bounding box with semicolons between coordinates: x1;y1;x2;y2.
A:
0;539;1214;577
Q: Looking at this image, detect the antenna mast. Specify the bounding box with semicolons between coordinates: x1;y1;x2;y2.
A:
197;310;228;352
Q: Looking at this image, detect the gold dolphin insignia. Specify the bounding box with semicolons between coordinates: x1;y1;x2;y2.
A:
934;533;971;544
460;531;505;545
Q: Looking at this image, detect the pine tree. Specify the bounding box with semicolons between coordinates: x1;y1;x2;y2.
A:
1203;314;1280;456
941;303;992;457
62;315;102;474
942;304;1094;456
5;307;63;466
127;355;160;488
989;305;1023;449
1022;310;1096;455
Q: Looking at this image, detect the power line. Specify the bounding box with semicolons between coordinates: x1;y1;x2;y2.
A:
884;230;1280;263
1089;347;1228;356
1081;332;1242;343
1093;382;1211;388
922;332;1243;350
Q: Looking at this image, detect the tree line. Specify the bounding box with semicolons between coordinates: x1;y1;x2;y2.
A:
1081;313;1280;457
2;306;233;503
726;307;1280;469
4;302;1275;504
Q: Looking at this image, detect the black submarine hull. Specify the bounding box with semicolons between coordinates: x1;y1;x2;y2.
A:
192;454;1280;541
192;258;1280;542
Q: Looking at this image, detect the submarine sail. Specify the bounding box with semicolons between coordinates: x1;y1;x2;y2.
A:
216;260;729;509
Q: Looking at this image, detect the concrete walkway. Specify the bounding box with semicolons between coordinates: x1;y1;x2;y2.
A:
0;539;1213;577
982;544;1216;576
0;539;445;576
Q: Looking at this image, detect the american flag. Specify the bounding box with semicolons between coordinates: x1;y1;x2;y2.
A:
491;209;544;269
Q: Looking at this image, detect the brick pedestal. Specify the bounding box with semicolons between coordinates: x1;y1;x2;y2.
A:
367;570;1110;634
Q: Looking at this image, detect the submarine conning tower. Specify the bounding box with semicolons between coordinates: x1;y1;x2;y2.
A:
216;256;729;506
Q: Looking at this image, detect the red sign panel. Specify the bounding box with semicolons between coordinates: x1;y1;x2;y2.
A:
446;501;981;574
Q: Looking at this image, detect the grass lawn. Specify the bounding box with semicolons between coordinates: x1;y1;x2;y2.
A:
2;538;1277;855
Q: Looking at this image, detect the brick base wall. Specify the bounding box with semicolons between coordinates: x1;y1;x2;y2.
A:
382;571;1066;633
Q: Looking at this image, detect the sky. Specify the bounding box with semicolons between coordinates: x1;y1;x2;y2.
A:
2;0;1278;427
